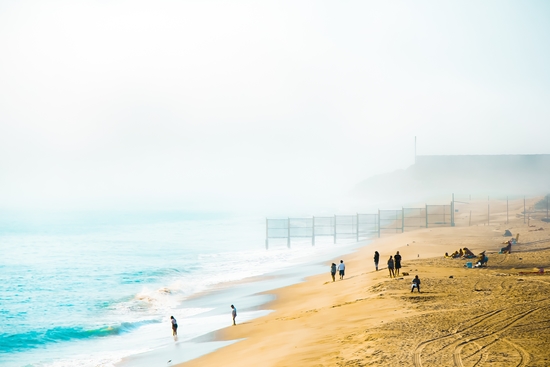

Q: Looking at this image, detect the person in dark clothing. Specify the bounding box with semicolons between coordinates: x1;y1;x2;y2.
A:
411;275;421;293
170;316;178;336
330;263;337;282
231;304;237;325
374;251;380;271
387;256;395;278
394;251;402;276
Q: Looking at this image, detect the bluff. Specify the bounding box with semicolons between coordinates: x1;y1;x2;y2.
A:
352;154;550;205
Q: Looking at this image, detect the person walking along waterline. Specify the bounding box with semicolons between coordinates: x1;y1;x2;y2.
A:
338;260;346;280
374;251;380;271
387;256;395;278
170;316;178;337
330;263;337;282
231;304;237;325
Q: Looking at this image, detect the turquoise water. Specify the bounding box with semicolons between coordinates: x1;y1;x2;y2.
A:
0;212;356;367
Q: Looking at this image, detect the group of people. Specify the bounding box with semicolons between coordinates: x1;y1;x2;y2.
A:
375;250;420;291
378;251;402;278
445;247;476;259
170;304;238;337
330;260;346;281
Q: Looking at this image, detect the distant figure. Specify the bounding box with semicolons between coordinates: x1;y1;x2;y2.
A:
170;316;178;336
411;275;421;293
338;260;346;280
501;240;512;254
330;263;337;282
231;304;237;325
374;251;380;271
394;251;402;276
387;256;395;278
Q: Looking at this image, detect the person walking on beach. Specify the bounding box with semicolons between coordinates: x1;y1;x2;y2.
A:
231;304;237;325
338;260;346;280
387;256;395;278
374;251;380;271
411;275;421;293
330;263;337;282
170;316;178;337
394;251;402;276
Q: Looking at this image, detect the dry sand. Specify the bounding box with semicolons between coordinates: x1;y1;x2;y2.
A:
177;198;550;367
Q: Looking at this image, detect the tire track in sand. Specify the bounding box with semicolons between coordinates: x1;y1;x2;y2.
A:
414;308;538;367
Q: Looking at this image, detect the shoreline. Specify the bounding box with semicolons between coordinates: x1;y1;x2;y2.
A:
116;239;366;367
173;197;550;366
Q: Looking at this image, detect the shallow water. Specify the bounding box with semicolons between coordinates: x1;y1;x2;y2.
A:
0;212;361;367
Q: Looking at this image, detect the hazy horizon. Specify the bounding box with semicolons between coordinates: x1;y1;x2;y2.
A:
2;1;550;215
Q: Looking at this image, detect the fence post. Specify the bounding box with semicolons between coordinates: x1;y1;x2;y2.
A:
266;218;269;250
487;196;491;225
451;193;455;227
378;209;381;238
356;213;359;242
312;216;315;246
334;215;337;244
287;218;290;248
401;207;405;233
425;204;428;228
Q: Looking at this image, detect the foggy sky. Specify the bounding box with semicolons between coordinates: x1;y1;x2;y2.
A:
1;0;550;214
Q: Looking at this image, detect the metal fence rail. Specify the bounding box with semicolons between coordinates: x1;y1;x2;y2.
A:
265;194;543;248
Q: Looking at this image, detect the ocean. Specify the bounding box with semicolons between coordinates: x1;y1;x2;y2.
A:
0;212;361;367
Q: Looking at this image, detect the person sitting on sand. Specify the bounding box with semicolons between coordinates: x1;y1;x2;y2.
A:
450;250;461;258
387;256;395;278
500;240;512;254
475;251;488;267
462;247;476;258
411;275;421;293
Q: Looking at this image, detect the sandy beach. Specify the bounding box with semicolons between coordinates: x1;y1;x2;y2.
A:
176;197;550;367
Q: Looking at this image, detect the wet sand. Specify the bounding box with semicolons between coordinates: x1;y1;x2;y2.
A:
177;198;550;367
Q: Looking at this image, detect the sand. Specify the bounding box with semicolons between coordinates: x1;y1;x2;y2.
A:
176;198;550;367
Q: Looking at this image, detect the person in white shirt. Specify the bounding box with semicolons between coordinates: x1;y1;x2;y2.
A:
338;260;346;280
